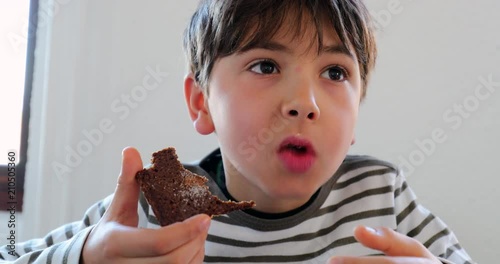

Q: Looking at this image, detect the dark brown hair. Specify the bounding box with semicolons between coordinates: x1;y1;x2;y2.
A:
183;0;377;100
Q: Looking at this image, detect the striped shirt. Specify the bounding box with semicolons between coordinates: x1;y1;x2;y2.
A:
0;149;474;263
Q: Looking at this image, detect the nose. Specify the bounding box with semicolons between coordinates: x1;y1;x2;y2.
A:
281;81;320;122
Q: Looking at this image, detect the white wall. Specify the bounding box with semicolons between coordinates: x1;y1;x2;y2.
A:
0;0;497;263
352;1;500;263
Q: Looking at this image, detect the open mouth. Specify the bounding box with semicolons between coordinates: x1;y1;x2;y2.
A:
282;143;308;154
277;136;316;173
278;136;315;155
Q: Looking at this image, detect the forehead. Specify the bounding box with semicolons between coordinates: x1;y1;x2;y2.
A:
235;6;354;58
248;25;355;61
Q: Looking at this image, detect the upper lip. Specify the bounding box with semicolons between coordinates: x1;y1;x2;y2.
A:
278;135;316;155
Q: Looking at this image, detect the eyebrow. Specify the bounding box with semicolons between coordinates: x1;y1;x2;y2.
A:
249;41;355;60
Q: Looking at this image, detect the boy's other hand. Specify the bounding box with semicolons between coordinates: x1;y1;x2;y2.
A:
327;226;441;264
81;147;211;264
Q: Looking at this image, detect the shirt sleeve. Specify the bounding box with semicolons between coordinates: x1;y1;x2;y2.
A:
0;195;113;263
392;169;475;264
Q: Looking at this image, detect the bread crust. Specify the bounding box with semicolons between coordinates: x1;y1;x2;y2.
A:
135;147;255;226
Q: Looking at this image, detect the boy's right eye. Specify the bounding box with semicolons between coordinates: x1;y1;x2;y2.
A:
249;60;278;75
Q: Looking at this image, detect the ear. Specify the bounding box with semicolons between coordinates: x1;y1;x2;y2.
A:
184;74;215;135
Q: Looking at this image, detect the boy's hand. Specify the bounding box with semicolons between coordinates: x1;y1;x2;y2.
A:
81;147;211;264
327;226;441;264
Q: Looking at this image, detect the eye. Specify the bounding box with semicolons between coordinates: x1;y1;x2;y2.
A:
321;66;348;81
249;60;279;75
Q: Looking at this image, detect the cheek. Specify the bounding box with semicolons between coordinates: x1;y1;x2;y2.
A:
319;97;358;147
336;109;358;139
211;95;263;140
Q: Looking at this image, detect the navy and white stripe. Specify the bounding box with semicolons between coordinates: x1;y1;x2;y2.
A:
0;154;474;263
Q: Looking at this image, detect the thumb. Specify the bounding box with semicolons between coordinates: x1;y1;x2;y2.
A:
353;225;435;258
105;147;144;226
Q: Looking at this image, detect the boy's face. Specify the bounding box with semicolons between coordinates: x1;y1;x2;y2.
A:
186;23;362;213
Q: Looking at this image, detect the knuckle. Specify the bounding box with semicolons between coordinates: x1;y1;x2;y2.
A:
150;236;168;255
100;229;120;258
99;222;129;258
100;241;118;259
187;225;200;239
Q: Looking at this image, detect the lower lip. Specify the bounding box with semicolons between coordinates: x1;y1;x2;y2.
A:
278;149;315;173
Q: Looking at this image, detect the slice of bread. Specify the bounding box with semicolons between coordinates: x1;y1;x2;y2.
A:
136;147;255;226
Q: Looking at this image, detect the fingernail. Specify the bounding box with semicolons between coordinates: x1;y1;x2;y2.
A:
199;216;211;232
365;226;380;235
122;147;128;158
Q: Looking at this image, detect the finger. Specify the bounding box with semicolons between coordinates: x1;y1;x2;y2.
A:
118;237;206;264
188;223;209;264
188;242;206;264
328;256;433;264
107;214;211;258
105;147;144;226
159;224;208;264
118;235;207;264
353;226;434;258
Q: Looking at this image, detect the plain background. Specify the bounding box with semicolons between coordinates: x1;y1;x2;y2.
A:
1;0;498;263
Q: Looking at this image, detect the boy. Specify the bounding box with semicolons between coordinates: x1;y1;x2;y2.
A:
1;0;474;263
